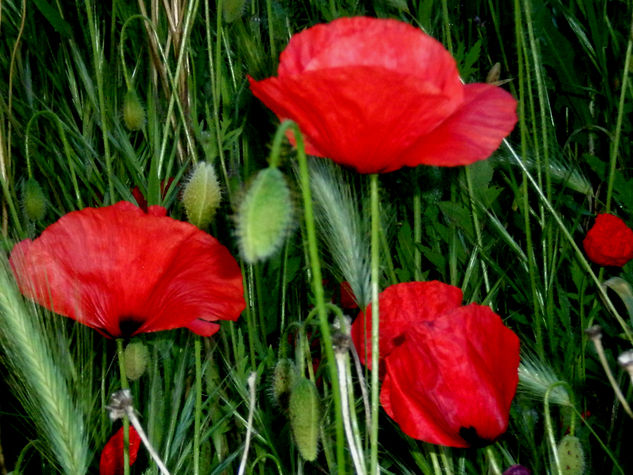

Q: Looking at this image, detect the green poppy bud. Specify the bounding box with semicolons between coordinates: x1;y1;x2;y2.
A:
237;167;293;263
271;358;296;409
123;89;145;131
123;341;150;381
557;435;585;475
182;162;222;229
22;178;47;222
288;378;320;462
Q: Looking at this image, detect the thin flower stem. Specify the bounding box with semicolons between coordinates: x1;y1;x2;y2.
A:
484;446;501;475
193;337;202;475
586;329;633;418
84;0;114;203
116;339;131;475
369;173;380;475
127;410;170;475
291;120;346;473
335;348;367;475
237;372;257;475
544;383;563;475
464;166;490;295
413;188;422;281
605;11;633;213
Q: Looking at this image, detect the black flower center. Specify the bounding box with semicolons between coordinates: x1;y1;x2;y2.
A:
459;426;493;448
118;316;144;337
392;334;406;347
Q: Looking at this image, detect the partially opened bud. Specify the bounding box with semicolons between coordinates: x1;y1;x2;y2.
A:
182;162;222;229
236;167;293;263
288;378;320;462
123;89;145;131
22;178;47;222
123;341;150;381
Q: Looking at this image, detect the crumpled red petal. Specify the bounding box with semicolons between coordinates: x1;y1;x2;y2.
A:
10;201;245;338
351;281;463;370
99;425;141;475
380;304;519;447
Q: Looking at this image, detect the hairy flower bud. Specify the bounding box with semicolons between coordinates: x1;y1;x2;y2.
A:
289;378;321;461
123;89;145;131
123;341;150;381
182;162;222;229
557;435;585;475
237;167;293;263
271;358;296;409
22;178;47;222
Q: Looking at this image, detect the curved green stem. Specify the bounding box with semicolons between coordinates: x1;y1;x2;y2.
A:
369;173;380;475
291;120;345;473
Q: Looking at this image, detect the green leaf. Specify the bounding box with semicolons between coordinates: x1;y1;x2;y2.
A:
33;0;73;38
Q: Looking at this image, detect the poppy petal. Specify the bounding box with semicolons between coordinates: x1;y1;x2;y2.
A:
10;201;245;337
99;426;141;475
251;68;461;173
401;83;518;167
351;281;463;369
380;304;519;447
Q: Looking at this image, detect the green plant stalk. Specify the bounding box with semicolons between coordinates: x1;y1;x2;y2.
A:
413;188;422;281
485;446;501;475
265;0;277;60
204;0;232;204
514;0;544;359
84;0;114;203
25;111;83;209
369;173;380;475
155;0;200;179
605;11;633;213
544;382;565;475
464;166;491;295
193;337;202;475
116;338;131;475
291;120;345;473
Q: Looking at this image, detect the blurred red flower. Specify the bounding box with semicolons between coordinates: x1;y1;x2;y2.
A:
249;16;517;173
351;281;520;447
10;201;245;338
100;426;141;475
583;213;633;267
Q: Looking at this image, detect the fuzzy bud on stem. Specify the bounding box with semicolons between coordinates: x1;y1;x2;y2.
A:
182;162;222;229
237;167;293;263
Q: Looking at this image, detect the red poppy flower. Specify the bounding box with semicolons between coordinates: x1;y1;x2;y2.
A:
100;425;141;475
351;281;520;447
9;201;245;338
249;16;517;173
583;213;633;267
